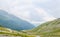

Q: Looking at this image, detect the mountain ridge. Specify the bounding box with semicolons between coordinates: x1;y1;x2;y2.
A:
31;18;60;35
0;10;35;30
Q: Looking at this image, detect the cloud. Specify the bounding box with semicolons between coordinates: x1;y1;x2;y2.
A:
33;0;51;3
0;0;32;18
35;8;56;21
31;21;46;26
0;0;57;26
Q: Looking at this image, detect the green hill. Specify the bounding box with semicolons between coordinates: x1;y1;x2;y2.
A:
0;26;36;37
30;18;60;37
0;27;25;36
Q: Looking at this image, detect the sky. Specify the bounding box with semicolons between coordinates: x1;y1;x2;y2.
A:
0;0;59;26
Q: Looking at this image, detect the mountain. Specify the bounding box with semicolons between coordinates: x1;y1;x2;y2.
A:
29;18;60;37
0;10;35;30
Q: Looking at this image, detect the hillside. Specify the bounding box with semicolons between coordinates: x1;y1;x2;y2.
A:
0;26;37;37
0;10;35;30
1;18;60;37
27;18;60;37
0;27;24;36
0;9;60;37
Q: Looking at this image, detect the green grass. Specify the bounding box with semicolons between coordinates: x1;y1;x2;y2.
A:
25;18;60;37
0;27;36;37
0;18;60;37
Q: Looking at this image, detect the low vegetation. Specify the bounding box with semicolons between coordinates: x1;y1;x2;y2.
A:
0;18;60;37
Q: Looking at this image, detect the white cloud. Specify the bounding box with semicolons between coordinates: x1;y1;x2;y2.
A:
33;0;51;3
0;0;57;26
35;8;56;21
3;0;33;19
31;21;46;26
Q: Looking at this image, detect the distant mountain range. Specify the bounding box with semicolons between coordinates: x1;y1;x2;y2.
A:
0;10;35;30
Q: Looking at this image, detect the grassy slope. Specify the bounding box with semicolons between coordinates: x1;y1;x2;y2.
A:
29;18;60;37
1;18;60;37
0;26;36;37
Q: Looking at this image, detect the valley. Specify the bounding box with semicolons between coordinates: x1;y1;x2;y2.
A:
0;18;60;37
0;10;60;37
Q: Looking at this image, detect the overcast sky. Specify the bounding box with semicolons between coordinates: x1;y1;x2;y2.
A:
0;0;59;26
